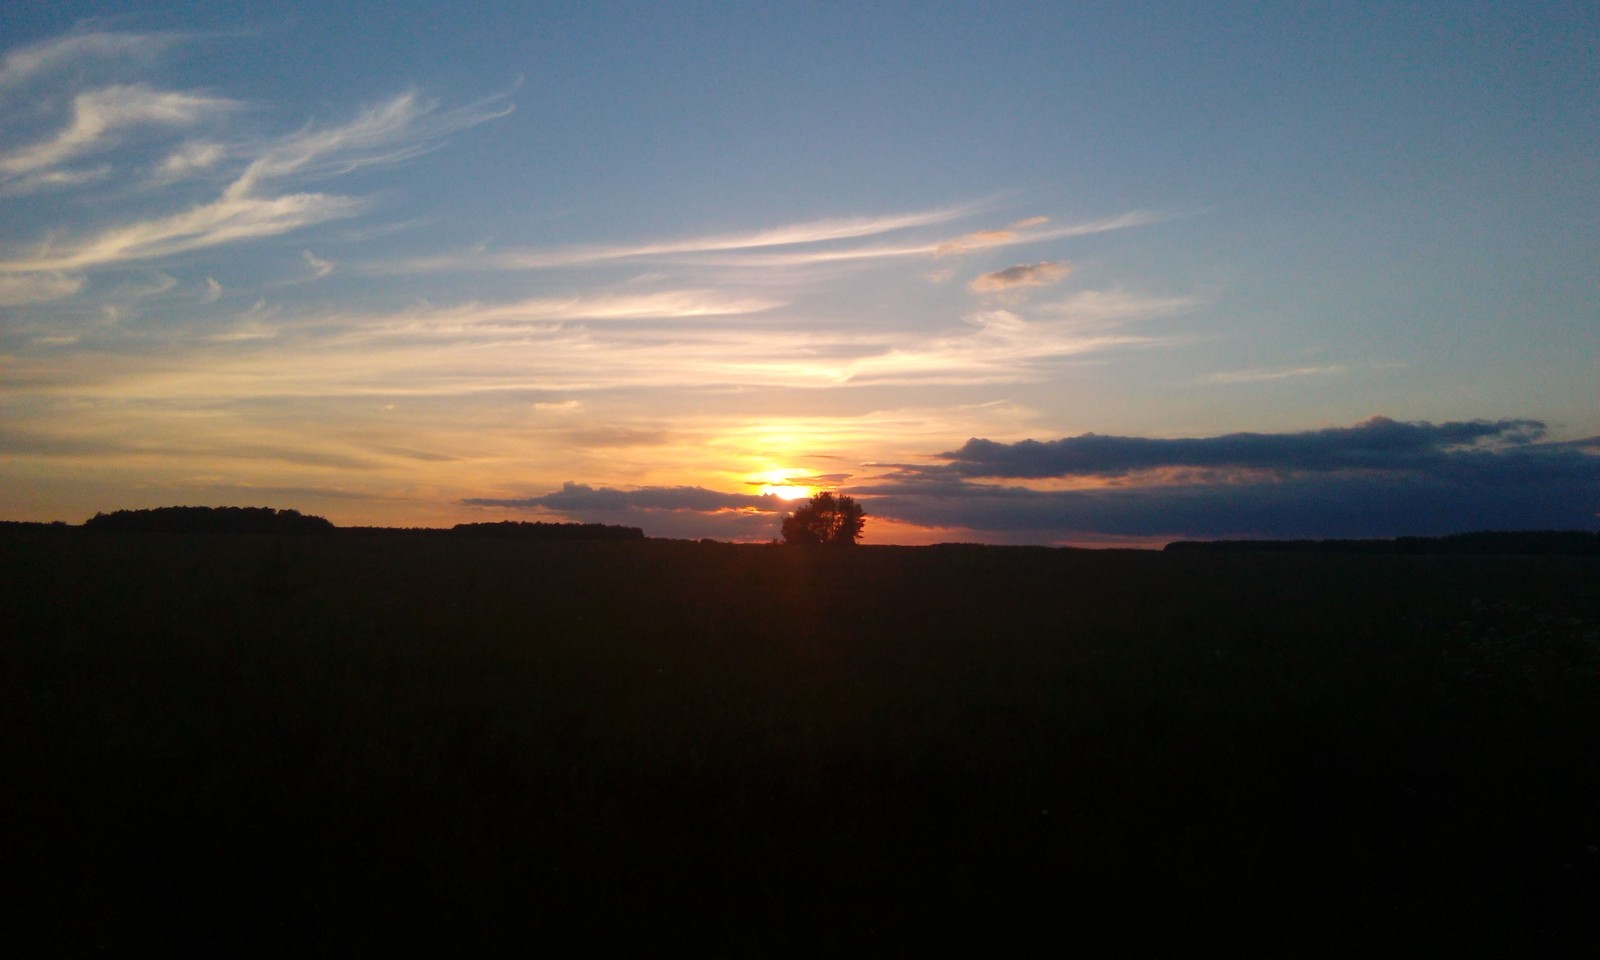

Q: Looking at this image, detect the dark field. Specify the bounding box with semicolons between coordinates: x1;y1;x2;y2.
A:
3;529;1598;955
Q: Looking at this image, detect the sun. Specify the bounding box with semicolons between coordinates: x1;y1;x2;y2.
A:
754;470;813;501
763;484;812;500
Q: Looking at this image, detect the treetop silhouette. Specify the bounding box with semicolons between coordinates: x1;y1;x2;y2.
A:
781;491;865;546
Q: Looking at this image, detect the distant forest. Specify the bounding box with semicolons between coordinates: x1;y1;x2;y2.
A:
52;506;645;541
83;506;335;534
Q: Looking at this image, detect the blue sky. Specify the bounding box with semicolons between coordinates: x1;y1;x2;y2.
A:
2;2;1596;542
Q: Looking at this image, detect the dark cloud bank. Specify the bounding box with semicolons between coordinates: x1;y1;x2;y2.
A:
464;482;790;541
468;418;1599;543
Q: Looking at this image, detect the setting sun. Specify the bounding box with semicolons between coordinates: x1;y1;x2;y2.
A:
763;485;812;501
754;470;814;501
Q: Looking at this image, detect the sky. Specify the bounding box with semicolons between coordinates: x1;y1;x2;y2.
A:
2;1;1596;544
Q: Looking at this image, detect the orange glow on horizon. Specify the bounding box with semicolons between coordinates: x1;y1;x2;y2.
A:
761;485;812;500
752;469;815;501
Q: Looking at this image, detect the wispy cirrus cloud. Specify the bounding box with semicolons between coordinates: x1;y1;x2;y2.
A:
935;211;1167;257
1;184;364;272
0;165;112;198
0;287;794;395
1198;364;1346;385
839;307;1164;387
301;250;333;278
387;208;1170;273
1032;288;1200;325
934;215;1049;256
0;89;513;273
0;31;179;90
0;84;238;179
336;290;787;339
154;140;226;180
3;283;1178;403
691;211;1170;269
225;89;510;193
391;206;972;272
0;271;84;305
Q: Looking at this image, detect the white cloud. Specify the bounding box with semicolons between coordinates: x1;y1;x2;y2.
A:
201;277;223;302
0;85;238;178
302;250;334;278
0;31;177;90
0;272;83;305
0;165;111;197
156;140;226;179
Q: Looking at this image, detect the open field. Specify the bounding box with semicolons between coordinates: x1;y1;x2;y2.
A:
3;528;1598;955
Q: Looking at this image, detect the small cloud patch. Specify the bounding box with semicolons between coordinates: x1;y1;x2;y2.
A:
969;261;1071;294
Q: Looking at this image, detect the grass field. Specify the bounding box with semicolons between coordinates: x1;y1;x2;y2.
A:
3;529;1597;955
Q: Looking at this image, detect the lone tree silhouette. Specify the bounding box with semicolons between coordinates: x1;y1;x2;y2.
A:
781;491;865;545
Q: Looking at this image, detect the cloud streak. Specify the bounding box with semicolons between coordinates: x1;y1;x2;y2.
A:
393;206;972;271
936;211;1168;257
390;208;1168;273
1198;365;1346;384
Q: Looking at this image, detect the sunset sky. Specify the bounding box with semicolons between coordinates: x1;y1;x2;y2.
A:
3;2;1596;543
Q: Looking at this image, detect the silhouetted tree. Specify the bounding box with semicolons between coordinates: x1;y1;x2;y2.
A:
781;492;865;546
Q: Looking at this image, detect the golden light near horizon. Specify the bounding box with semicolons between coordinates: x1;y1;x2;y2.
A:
765;485;813;501
754;470;815;501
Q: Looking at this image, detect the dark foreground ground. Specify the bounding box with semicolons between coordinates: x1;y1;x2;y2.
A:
3;529;1597;956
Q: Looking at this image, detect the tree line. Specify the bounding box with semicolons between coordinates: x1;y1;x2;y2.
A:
1165;530;1600;556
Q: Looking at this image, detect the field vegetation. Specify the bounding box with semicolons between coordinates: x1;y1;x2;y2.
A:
2;525;1597;954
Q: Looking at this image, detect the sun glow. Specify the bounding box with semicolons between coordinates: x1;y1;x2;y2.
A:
763;485;812;500
753;470;813;501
